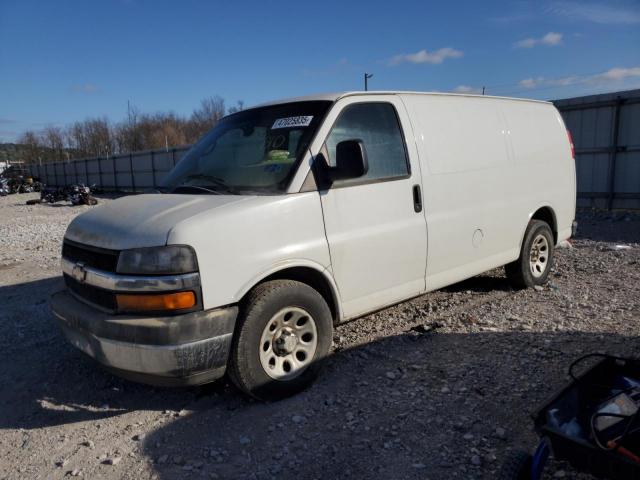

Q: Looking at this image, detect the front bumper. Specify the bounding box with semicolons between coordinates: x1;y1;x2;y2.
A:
51;289;238;386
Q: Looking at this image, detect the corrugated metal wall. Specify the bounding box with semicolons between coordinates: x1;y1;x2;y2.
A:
29;89;640;209
554;88;640;209
29;146;190;192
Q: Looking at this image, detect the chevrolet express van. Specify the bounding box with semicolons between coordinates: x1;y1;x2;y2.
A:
52;92;576;400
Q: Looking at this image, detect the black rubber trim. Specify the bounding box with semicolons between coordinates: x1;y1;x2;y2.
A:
102;365;227;387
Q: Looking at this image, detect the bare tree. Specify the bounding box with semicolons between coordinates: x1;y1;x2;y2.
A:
66;121;89;157
42;126;65;161
17;130;42;164
227;100;245;114
189;96;226;139
85;117;113;157
16;94;234;159
64;117;113;157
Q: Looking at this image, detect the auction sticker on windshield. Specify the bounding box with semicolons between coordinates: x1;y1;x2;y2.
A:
271;116;313;129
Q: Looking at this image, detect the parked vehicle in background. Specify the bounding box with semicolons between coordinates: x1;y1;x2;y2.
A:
51;91;577;400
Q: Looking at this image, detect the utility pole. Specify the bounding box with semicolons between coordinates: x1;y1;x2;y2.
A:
364;73;373;91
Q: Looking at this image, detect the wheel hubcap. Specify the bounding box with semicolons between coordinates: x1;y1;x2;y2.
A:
259;307;318;380
529;234;549;278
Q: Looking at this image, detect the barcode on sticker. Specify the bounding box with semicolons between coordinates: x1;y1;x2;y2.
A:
272;116;313;129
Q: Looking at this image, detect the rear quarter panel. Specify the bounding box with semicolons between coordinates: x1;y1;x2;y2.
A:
400;94;575;291
505;102;576;243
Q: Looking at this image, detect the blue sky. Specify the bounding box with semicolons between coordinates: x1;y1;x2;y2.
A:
1;0;639;142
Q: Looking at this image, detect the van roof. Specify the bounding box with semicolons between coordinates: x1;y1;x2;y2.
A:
254;91;551;108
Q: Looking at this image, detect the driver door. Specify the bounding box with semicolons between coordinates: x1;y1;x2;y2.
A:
318;97;428;319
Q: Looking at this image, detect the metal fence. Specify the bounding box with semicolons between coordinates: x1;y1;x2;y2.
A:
27;89;640;208
554;88;640;210
29;146;191;192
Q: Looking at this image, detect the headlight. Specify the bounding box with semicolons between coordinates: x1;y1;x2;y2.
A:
116;246;198;275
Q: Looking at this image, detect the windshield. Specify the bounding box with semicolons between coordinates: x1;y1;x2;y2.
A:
161;101;332;194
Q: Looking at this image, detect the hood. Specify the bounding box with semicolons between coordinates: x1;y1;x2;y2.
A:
65;194;249;250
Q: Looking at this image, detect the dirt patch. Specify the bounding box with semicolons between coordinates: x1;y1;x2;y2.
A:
1;193;639;479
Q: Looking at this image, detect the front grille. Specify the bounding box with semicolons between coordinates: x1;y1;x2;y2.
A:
64;274;117;311
62;240;119;273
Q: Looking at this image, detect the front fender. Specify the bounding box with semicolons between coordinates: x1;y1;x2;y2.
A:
234;259;342;320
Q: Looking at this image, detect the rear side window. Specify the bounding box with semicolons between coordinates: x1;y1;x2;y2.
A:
325;102;409;185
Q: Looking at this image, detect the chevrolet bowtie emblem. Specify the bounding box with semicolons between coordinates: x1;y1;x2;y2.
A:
72;262;87;283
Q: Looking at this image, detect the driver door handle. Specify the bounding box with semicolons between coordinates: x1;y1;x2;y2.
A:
413;184;422;213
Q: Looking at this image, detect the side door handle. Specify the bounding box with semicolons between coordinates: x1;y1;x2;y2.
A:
412;184;423;213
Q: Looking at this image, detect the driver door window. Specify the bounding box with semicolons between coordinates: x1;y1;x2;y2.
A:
325;102;409;185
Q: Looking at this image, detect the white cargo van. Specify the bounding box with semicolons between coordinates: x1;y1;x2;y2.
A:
52;91;576;400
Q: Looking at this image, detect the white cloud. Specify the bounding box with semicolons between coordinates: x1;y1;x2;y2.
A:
547;1;640;25
591;67;640;83
541;32;563;45
389;47;463;66
453;85;483;94
519;77;546;88
515;38;537;49
518;67;640;90
72;83;100;93
514;32;563;49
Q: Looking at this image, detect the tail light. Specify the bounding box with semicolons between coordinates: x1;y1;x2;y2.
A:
567;130;575;159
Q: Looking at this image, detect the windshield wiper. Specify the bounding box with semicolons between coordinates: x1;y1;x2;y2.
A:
171;185;221;195
177;174;240;194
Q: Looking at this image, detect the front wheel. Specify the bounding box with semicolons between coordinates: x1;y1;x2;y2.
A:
506;220;554;289
228;280;333;401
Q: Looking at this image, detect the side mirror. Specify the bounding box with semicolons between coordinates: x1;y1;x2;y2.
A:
326;139;369;182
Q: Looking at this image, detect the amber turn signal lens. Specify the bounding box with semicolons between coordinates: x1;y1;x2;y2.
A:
116;291;196;312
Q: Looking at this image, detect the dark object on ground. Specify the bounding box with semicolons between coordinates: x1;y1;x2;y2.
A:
498;450;532;480
503;354;640;479
39;184;98;206
0;166;41;194
89;184;104;194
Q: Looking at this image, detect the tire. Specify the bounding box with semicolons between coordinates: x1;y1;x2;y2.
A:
506;220;554;289
228;280;333;401
498;450;532;480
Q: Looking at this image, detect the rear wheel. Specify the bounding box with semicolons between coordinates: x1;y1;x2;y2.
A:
228;280;333;401
506;220;554;288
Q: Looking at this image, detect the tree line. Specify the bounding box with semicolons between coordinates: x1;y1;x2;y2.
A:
16;96;244;164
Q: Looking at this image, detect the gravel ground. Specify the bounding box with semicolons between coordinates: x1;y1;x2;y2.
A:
1;192;639;480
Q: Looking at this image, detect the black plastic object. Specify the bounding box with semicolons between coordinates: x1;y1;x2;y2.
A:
532;354;640;480
413;184;422;213
328;139;369;181
498;450;533;480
